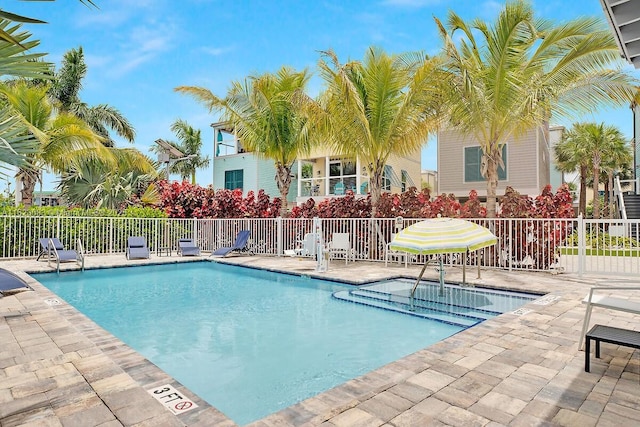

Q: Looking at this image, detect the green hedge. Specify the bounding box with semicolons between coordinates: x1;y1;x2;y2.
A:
0;206;169;257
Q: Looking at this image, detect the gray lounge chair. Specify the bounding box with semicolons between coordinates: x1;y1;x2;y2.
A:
178;238;201;256
0;268;31;296
37;237;64;261
37;238;83;272
211;230;251;257
126;236;150;259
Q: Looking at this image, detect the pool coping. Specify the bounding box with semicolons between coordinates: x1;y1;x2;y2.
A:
2;254;640;426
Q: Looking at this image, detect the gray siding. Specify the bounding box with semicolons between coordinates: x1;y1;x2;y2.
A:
438;127;548;198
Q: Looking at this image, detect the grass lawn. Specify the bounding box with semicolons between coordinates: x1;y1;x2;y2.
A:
559;247;640;257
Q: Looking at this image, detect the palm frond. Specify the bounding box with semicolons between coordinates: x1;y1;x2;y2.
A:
0;106;39;174
0;19;50;79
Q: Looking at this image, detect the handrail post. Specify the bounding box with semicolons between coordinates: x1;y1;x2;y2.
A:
615;175;627;220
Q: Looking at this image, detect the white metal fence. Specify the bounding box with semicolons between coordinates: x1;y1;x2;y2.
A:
1;215;639;276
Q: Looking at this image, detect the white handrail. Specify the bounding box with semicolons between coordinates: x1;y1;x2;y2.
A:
614;175;627;220
76;238;85;271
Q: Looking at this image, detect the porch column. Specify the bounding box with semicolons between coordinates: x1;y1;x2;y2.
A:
324;156;330;195
297;161;302;197
356;158;361;194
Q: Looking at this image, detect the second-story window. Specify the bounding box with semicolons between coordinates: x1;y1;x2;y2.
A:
224;169;244;190
464;145;507;182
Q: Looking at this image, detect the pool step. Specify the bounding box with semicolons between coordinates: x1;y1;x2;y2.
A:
350;288;498;321
332;290;483;328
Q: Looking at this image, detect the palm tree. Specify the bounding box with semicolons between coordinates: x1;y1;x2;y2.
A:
436;0;637;217
555;123;630;218
151;120;210;184
49;47;135;146
0;81;114;207
555;130;591;217
600;134;632;218
176;66;314;215
57;149;158;210
314;47;444;214
0;20;50;171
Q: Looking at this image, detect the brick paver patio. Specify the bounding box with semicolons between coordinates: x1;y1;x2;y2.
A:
1;254;638;426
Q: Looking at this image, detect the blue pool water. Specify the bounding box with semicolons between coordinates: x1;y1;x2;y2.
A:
32;262;533;425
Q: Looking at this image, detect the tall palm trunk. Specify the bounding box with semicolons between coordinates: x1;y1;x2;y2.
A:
579;164;588;217
607;171;615;219
369;163;384;216
18;169;38;208
275;163;292;217
485;146;500;217
592;155;601;219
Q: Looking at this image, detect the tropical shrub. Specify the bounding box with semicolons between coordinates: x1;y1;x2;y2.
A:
495;184;575;270
0;205;168;256
156;180;282;218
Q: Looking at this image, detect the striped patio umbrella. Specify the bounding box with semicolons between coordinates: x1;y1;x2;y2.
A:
389;217;497;255
389;218;497;298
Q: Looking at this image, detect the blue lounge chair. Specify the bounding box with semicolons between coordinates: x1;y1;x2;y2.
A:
38;238;83;272
0;268;31;296
178;238;201;256
211;230;251;257
37;237;65;261
126;236;150;259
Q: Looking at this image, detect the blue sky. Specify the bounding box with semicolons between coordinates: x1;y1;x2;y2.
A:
5;0;637;191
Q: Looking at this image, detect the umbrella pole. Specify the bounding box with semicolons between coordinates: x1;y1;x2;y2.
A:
410;259;431;310
462;251;466;285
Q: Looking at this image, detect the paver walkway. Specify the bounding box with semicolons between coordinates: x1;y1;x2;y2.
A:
1;254;638;426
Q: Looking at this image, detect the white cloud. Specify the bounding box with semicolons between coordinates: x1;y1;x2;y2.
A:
75;0;159;28
107;21;178;77
200;45;236;56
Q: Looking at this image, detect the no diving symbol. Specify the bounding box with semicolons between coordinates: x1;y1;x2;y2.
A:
175;401;192;411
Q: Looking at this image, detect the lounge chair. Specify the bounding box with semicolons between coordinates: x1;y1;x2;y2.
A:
0;268;31;296
334;182;345;195
329;233;354;264
126;236;150;259
37;238;83;272
211;230;251;257
385;234;408;267
178;238;201;256
37;237;64;261
302;233;317;258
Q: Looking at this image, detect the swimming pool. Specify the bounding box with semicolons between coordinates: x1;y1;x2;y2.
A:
32;262;534;425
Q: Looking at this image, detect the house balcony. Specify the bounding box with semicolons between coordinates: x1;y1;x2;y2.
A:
295;174;369;204
294;155;372;205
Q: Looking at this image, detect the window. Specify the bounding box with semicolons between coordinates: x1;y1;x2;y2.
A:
464;145;507;182
224;169;244;190
400;170;416;193
383;165;402;191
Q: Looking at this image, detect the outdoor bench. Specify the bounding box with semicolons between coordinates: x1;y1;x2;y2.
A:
584;324;640;372
578;286;640;350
